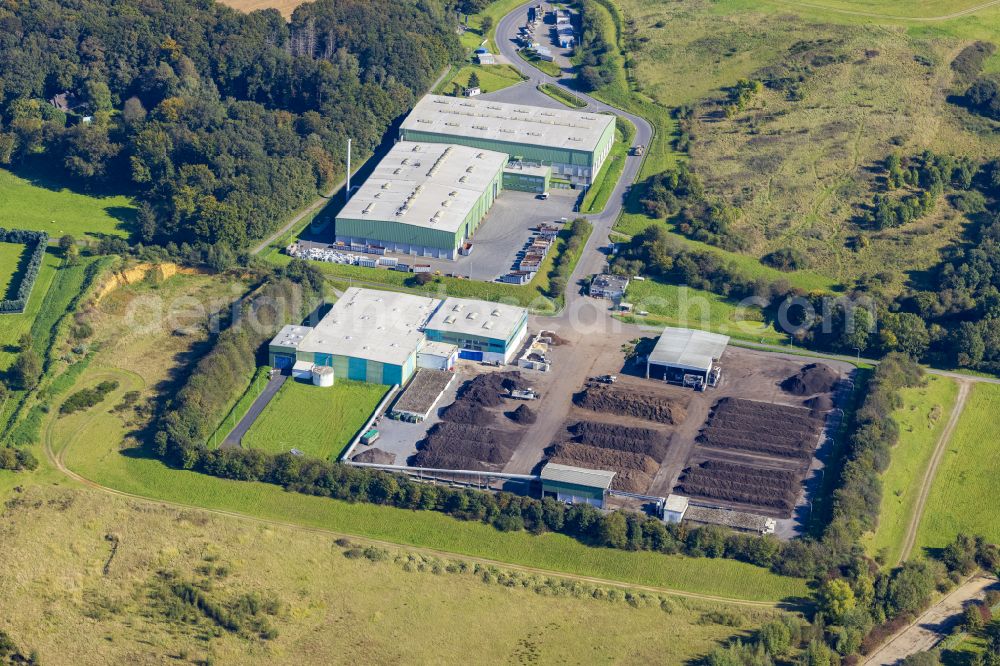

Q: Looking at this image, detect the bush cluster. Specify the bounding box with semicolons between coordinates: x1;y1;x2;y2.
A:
547;218;592;297
0;447;38;471
59;380;118;415
0;228;48;313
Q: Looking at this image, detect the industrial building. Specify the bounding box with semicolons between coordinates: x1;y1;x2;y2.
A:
279;288;440;385
424;297;529;364
663;494;690;524
541;462;615;509
646;327;730;386
399;95;616;186
335;141;508;259
267;325;314;370
589;273;629;300
268;288;529;385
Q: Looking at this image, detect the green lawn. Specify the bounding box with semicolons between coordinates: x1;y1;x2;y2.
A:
0;169;135;240
206;365;272;448
864;375;959;565
0;251;60;373
619;278;787;344
48;367;808;603
580;115;636;214
435;64;526;96
243;379;389;460
538;83;587;108
0;240;26;299
2;255;104;440
914;382;1000;551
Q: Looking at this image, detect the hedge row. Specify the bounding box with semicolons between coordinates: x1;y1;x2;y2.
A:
0;228;48;313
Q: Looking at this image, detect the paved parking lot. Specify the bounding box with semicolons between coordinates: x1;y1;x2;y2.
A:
301;188;579;281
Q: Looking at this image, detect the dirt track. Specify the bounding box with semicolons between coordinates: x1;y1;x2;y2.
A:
898;379;971;563
863;574;998;665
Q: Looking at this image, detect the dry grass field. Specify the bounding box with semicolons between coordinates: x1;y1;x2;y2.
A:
217;0;305;18
0;484;779;664
614;0;1000;288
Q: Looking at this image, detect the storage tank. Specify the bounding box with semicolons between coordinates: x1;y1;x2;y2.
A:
311;365;335;388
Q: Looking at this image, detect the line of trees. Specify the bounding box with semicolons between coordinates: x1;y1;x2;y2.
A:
548;217;592;297
0;229;48;313
155;260;325;468
0;0;462;250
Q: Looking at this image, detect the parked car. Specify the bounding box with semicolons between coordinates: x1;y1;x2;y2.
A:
536;192;549;200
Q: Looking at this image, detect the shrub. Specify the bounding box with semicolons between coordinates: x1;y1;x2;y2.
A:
0;228;48;314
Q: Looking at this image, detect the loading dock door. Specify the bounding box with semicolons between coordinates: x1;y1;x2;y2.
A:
273;354;294;370
459;350;483;362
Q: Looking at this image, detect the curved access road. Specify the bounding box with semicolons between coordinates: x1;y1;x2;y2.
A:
490;1;653;314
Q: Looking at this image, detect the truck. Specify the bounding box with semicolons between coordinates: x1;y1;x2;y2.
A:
592;374;617;384
508;388;538;400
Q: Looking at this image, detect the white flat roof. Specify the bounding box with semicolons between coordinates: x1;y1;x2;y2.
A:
401;95;615;153
424;297;527;341
648;327;730;373
299;287;442;366
419;341;459;358
541;462;615;490
665;494;690;513
337;141;507;234
270;324;313;349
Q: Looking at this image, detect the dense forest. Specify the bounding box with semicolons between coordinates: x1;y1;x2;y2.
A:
0;0;462;249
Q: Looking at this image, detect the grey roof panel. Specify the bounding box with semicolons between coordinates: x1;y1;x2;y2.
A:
648;327;730;373
540;462;615;490
401;95;615;153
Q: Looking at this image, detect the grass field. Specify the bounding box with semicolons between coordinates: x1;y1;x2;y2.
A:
0;168;135;240
243;379;389;460
33;269;809;603
435;64;526;96
864;375;959;565
580;115;636;214
538;83;587;108
44;369;807;603
620;279;789;344
217;0;304;17
0;485;782;665
914;382;1000;551
0;240;26;299
0;251;61;374
608;0;1000;289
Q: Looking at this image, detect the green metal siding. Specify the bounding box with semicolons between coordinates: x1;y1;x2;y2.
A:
542;480;605;500
335;163;503;252
503;169;550;193
592;121;616;174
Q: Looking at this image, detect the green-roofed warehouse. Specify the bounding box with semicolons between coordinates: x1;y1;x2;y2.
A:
399;95;616;187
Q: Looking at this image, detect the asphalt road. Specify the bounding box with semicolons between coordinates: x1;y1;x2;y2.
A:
221;373;286;448
490;0;654;315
